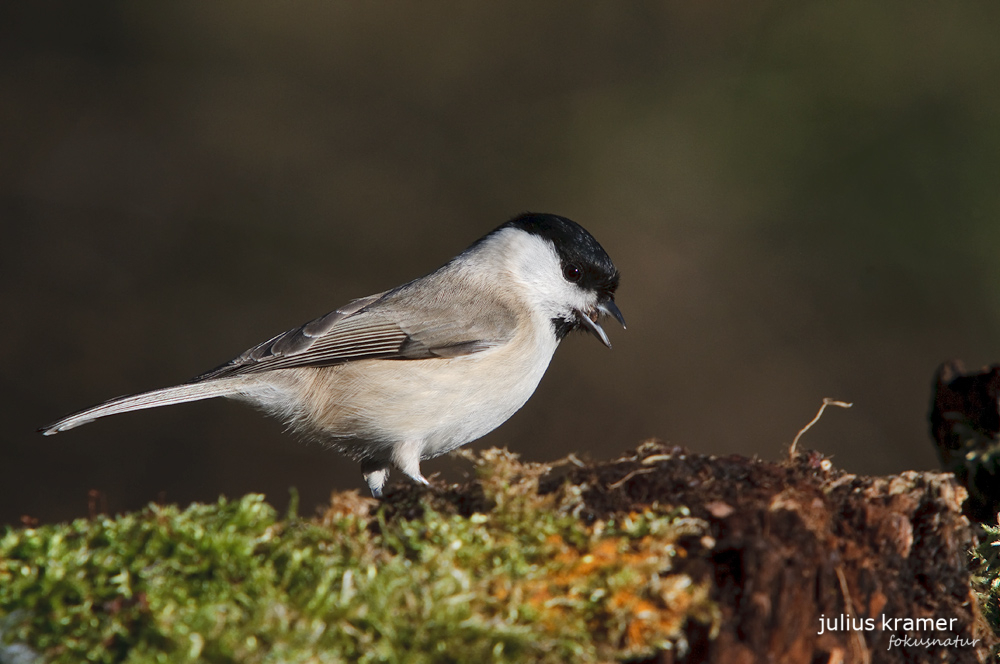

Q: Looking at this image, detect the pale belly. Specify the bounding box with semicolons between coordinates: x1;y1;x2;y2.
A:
256;330;561;460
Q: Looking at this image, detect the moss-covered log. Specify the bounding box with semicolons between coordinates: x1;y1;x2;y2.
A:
1;444;996;663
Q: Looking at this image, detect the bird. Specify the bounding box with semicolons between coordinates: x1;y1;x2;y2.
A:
40;212;625;496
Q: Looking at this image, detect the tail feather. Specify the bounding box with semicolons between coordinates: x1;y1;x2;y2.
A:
39;380;243;435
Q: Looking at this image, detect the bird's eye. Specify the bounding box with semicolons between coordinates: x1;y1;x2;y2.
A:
563;264;582;283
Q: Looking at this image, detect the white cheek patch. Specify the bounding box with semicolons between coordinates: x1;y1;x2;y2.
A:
487;230;596;318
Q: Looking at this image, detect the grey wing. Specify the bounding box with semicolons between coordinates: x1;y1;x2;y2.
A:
194;290;515;381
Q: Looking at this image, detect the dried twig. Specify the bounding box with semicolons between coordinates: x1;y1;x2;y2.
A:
608;467;656;489
789;398;853;458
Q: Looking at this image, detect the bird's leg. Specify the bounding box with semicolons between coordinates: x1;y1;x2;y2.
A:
360;459;389;498
392;439;430;487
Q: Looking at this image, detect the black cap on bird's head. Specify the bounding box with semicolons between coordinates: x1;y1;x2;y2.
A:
503;212;625;348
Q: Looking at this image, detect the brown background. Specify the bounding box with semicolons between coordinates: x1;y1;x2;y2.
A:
3;2;1000;525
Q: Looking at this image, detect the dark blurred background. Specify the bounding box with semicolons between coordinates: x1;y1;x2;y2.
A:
3;2;999;526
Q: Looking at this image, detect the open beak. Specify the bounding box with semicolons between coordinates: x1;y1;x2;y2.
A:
575;299;626;349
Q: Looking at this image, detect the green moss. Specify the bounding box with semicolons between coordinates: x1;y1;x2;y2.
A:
973;523;1000;656
0;450;718;663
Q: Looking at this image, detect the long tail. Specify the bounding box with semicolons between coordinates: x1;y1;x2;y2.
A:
39;380;243;435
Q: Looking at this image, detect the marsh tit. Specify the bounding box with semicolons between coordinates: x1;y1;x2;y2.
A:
40;213;625;496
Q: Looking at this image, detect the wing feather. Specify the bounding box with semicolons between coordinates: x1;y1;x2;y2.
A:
194;283;516;381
